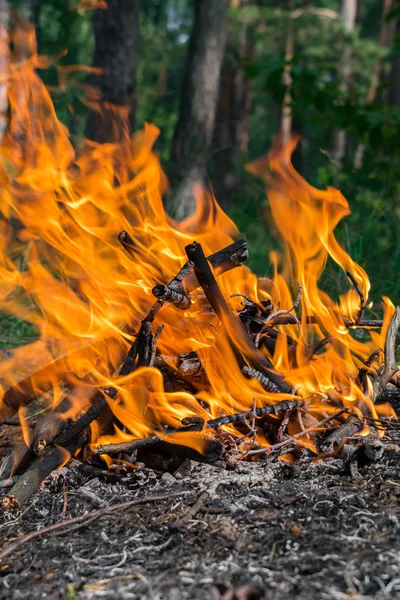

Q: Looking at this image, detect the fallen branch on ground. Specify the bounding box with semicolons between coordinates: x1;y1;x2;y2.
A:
0;491;191;563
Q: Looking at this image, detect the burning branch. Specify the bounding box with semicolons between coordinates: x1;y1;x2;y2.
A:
346;271;367;325
185;241;294;394
93;399;303;457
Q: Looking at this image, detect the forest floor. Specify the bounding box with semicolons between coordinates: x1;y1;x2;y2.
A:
0;393;400;600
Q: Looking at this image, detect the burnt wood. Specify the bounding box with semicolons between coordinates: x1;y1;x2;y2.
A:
185;241;293;394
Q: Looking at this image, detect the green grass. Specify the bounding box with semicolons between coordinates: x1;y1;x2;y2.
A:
0;313;39;349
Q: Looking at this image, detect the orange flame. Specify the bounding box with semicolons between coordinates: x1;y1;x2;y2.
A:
0;29;395;461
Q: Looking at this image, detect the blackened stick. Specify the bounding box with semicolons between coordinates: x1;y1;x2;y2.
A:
185;241;293;394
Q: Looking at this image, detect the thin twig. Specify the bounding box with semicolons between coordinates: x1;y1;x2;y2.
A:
268;315;383;328
245;408;348;457
228;293;254;304
149;325;164;368
0;492;190;564
293;282;302;310
263;282;302;327
207;399;302;429
95;400;303;456
171;481;219;530
346;271;367;325
93;434;163;456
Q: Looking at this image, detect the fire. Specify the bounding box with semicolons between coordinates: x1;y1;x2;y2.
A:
0;25;396;465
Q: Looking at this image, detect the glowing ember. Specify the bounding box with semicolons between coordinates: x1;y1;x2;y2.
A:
0;23;398;479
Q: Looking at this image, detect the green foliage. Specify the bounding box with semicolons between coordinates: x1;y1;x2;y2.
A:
223;1;400;304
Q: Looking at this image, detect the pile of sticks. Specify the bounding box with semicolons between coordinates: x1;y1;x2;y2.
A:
0;234;399;510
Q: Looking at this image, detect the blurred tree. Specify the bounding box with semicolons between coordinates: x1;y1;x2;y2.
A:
213;0;255;205
213;0;258;206
136;0;192;162
354;0;396;166
280;0;295;146
170;0;228;219
28;0;41;41
388;12;400;105
4;0;400;300
0;0;8;141
86;0;140;143
333;0;358;166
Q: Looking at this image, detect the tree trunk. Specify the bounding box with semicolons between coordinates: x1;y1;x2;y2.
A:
86;0;139;144
170;0;229;220
0;0;8;143
333;0;358;166
388;19;400;105
213;0;253;206
28;0;42;47
280;13;294;146
354;0;395;167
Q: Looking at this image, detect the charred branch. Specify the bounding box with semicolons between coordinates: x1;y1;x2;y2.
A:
0;441;33;482
93;420;206;456
269;315;383;328
242;366;283;394
152;284;191;309
2;430;89;510
118;230;138;261
346;271;367;325
305;336;332;360
357;348;382;392
372;306;400;402
178;352;205;378
320;414;364;454
185;241;293;394
204;399;303;430
94;434;163;456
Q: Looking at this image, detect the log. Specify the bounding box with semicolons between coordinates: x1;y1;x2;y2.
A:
1;430;89;509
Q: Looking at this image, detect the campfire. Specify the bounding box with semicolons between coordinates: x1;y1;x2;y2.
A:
0;27;399;512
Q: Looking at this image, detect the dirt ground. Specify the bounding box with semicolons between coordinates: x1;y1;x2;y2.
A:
1;395;400;600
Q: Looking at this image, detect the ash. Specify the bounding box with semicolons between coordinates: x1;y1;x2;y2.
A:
1;403;400;600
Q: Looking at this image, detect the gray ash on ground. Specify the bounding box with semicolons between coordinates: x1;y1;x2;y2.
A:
1;395;400;599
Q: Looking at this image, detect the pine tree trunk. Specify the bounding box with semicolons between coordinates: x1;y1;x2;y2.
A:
0;0;9;142
354;0;395;168
29;0;42;46
170;0;229;219
388;19;400;105
333;0;358;166
86;0;139;144
213;0;253;206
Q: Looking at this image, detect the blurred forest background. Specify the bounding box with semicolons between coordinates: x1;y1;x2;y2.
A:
2;0;400;345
